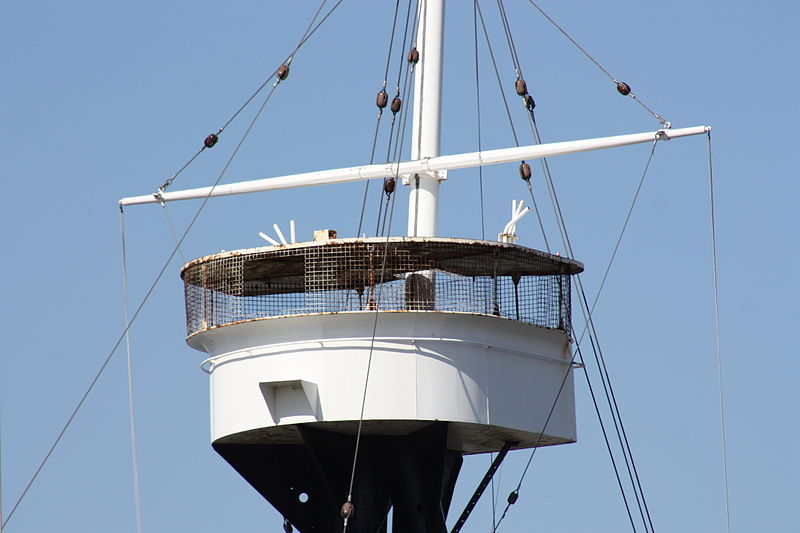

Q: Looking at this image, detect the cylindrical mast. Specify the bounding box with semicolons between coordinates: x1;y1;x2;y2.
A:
407;0;445;237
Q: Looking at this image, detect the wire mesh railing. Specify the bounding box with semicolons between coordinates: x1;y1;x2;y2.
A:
181;238;581;337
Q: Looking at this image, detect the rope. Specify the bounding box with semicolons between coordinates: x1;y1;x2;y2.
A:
120;210;143;533
525;0;667;127
1;78;280;533
707;132;731;533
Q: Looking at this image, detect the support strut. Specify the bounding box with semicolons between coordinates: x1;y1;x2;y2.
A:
450;440;517;533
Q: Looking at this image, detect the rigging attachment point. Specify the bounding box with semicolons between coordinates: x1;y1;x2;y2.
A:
616;81;632;96
407;46;419;65
340;501;354;519
282;519;293;533
390;96;402;114
376;89;388;109
655;130;671;141
519;161;532;181
276;63;290;81
524;94;536;111
203;133;218;148
383;177;396;195
515;77;528;96
507;490;519;505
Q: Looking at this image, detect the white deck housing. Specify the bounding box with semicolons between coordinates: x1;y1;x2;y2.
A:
181;237;582;453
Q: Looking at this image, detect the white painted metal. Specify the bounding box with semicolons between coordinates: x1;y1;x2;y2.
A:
407;0;445;237
272;223;287;245
192;312;575;453
258;232;279;246
119;126;710;206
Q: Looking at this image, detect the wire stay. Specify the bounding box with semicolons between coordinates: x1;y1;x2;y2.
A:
707;132;731;533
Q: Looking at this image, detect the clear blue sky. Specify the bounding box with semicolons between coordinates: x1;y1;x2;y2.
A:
1;1;797;532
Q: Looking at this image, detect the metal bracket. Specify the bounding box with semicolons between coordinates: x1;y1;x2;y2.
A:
153;188;166;207
401;168;448;185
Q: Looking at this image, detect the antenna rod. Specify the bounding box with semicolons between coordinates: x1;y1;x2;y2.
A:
407;0;445;237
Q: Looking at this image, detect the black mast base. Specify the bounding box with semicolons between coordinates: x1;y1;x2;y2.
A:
213;422;463;533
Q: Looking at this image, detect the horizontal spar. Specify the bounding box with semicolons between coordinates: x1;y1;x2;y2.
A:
119;125;710;206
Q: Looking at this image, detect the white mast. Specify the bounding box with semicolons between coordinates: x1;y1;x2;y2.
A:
407;0;445;237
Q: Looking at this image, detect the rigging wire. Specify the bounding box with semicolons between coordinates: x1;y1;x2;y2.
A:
357;0;402;237
375;0;417;238
540;146;657;533
496;0;523;76
558;135;663;533
478;35;664;528
1;74;283;533
0;7;346;521
707;131;731;533
525;0;668;127
473;0;486;240
1;4;346;520
0;385;4;533
343;8;418;521
343;159;403;533
475;1;550;248
571;136;658;347
120;210;143;533
469;13;653;528
575;341;640;533
158;0;339;195
489;453;498;530
530;118;659;533
475;2;518;146
160;205;186;264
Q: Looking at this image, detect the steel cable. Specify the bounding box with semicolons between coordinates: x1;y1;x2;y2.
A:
707;131;731;533
525;0;668;127
1;75;283;533
357;0;403;237
160;0;340;194
473;0;487;240
120;212;143;533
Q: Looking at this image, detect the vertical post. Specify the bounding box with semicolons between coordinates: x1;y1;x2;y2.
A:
407;0;445;237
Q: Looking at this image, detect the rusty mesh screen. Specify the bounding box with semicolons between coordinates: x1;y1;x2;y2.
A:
182;239;577;337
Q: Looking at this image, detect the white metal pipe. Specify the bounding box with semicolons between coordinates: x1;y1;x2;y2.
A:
119;126;709;206
273;223;287;245
290;220;296;244
407;0;445;237
504;207;530;235
258;232;279;246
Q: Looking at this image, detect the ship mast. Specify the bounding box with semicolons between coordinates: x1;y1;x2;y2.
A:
114;4;711;531
407;0;445;237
